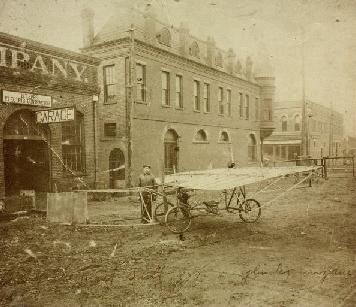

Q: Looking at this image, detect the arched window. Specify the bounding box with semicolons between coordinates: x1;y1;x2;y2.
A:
156;27;171;46
4;110;47;138
215;52;223;67
189;41;200;58
109;148;125;188
281;116;288;132
248;134;257;162
62;112;85;172
195;129;208;142
294;114;301;131
219;131;230;143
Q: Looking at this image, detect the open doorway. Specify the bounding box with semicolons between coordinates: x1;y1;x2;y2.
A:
3;110;50;197
164;129;179;174
109;148;125;188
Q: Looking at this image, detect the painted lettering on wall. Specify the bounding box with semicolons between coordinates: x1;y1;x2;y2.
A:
0;45;92;83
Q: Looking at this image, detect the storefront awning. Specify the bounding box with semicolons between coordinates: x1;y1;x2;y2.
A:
263;140;301;145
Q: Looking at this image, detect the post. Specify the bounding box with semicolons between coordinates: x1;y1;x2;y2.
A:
323;157;328;179
352;156;355;178
301;26;307;157
127;25;135;187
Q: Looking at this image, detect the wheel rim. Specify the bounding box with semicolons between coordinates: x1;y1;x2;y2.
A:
239;199;261;223
165;207;191;233
154;202;173;224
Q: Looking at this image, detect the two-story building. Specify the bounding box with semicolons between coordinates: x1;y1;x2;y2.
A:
81;5;275;188
0;32;100;206
263;100;344;161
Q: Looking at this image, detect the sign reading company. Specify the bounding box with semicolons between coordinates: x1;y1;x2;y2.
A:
2;90;52;107
36;107;75;124
0;44;93;83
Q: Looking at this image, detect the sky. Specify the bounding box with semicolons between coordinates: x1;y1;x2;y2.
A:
1;0;356;136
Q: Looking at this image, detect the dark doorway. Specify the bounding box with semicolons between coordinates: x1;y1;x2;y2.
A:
3;110;50;196
109;148;125;188
164;129;179;174
4;140;50;196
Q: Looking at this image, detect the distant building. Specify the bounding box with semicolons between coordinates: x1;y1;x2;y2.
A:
81;5;275;188
0;32;100;204
345;136;356;156
263;100;344;161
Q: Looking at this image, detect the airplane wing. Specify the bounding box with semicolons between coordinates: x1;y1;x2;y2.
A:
163;166;321;190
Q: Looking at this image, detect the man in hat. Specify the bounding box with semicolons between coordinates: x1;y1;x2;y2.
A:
138;164;157;223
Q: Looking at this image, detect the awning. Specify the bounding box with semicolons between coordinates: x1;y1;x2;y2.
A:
263;140;301;145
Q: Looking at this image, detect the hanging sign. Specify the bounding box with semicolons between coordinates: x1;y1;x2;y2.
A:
2;90;52;107
36;107;75;124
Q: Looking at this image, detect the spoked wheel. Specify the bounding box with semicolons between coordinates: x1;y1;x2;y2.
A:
165;206;192;233
154;201;174;224
239;199;261;223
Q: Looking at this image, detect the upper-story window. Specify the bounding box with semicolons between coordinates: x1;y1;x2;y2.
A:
245;94;250;120
157;27;171;46
281;116;288;132
195;129;208;142
193;80;200;111
239;92;243;118
215;52;223;67
294;114;301;131
218;87;224;115
103;65;116;104
255;98;259;120
175;75;183;108
263;99;273;121
203;83;210;113
161;71;170;106
227;89;232;116
189;41;200;58
136;63;146;102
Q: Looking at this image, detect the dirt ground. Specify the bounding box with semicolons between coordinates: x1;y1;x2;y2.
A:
0;176;355;306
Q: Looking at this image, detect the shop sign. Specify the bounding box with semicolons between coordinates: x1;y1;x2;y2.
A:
2;90;52;107
36;107;75;124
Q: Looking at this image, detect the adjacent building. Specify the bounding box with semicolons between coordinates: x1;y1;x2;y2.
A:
81;5;275;188
263;100;344;161
0;32;100;204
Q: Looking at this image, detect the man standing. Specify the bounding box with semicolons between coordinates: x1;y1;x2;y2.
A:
138;165;157;223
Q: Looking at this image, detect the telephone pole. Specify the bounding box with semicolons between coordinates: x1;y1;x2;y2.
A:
329;101;334;156
301;27;308;157
127;24;135;187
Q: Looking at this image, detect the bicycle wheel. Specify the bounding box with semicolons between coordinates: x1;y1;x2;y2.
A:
165;206;192;233
239;199;261;223
154;201;174;224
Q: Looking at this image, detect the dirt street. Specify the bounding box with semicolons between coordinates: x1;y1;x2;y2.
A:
0;177;355;306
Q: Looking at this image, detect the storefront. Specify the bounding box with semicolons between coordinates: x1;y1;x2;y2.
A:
0;32;100;207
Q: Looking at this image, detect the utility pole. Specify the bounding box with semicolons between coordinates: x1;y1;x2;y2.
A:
301;26;308;157
127;25;135;187
329;101;334;156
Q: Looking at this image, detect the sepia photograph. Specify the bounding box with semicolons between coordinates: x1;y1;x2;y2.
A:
0;0;355;306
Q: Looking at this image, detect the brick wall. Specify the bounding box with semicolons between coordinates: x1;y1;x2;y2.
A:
86;41;270;188
0;83;97;198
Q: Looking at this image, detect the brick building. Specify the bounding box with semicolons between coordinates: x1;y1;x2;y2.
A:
0;32;100;205
263;100;344;161
81;5;275;188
